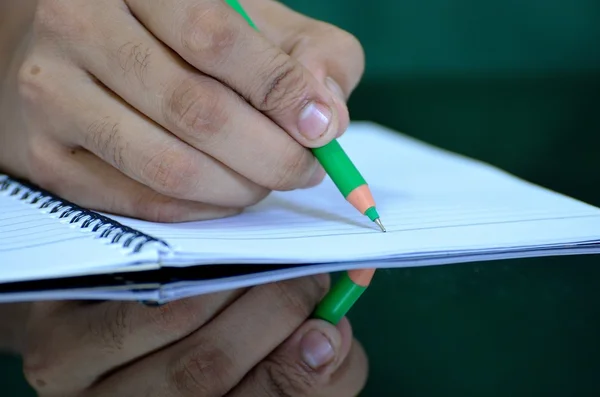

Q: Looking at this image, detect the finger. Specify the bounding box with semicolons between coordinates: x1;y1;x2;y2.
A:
242;0;365;100
255;7;357;142
286;25;365;102
88;274;331;396
125;0;342;147
237;0;365;134
24;134;238;222
285;29;361;139
227;317;355;397
24;56;270;207
60;4;324;191
23;290;245;395
315;338;369;397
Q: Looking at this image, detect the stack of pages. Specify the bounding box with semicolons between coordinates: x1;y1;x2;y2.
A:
2;122;599;303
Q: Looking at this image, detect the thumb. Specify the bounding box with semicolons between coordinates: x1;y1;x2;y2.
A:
287;26;365;138
226;317;360;396
235;0;363;138
292;52;350;139
242;0;365;98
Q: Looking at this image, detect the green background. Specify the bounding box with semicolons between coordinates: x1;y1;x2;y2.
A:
2;0;600;395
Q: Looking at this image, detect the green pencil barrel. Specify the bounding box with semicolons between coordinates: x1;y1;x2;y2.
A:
313;272;367;325
311;140;367;198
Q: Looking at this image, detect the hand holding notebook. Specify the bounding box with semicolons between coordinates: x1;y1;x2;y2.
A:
2;121;600;303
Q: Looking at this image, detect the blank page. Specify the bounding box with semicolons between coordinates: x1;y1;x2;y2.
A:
111;122;600;266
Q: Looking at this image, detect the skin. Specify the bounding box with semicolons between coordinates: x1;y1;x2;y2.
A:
0;0;363;222
10;275;368;397
0;0;368;396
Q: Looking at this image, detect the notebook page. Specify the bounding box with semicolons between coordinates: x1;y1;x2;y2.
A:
111;122;600;266
0;179;160;283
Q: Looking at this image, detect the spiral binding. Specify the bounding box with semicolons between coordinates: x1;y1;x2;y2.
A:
0;176;168;253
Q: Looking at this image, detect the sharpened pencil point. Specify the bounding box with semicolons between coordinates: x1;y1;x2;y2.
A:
374;218;386;232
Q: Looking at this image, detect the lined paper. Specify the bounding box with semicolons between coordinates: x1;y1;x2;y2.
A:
111;122;600;267
0;182;159;283
2;121;600;302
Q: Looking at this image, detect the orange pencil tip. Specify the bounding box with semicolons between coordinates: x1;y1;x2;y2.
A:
346;185;376;215
347;268;376;287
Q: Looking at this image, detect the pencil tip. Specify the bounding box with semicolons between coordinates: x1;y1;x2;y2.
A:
374;218;386;232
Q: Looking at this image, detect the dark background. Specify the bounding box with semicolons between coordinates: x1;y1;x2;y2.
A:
2;0;600;395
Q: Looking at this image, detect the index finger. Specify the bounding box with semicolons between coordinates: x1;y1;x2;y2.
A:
125;0;342;148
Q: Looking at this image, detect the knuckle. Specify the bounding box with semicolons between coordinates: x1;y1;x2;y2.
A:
140;147;198;199
145;299;205;336
164;78;230;146
83;117;125;169
168;341;233;396
114;41;152;86
22;348;57;392
261;356;317;397
17;59;51;107
89;303;131;353
266;142;314;191
179;3;237;62
256;51;309;114
21;315;71;393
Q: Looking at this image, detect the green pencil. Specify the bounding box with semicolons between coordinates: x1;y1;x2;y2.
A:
313;269;375;324
225;0;379;323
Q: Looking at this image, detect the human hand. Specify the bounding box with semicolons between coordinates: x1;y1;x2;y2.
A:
21;275;368;396
0;0;364;222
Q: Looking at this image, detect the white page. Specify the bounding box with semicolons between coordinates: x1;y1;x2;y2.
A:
0;180;160;283
1;121;599;303
3;240;600;304
110;121;600;267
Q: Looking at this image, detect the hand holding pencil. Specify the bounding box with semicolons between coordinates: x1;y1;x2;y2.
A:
1;0;364;223
228;0;386;232
226;0;382;326
0;0;370;394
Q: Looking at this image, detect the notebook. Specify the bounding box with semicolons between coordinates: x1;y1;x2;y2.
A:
2;121;600;303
